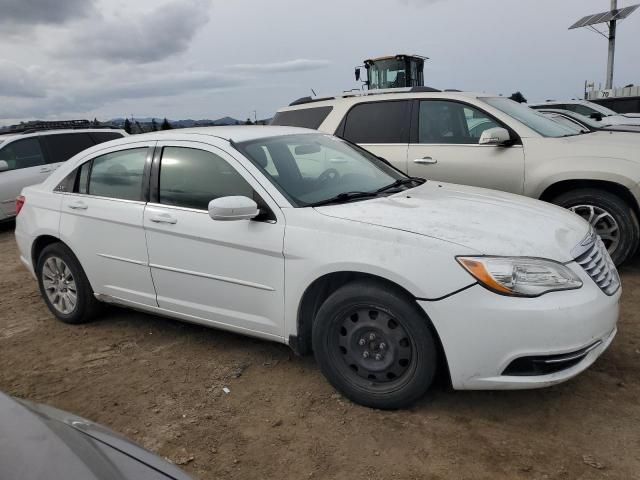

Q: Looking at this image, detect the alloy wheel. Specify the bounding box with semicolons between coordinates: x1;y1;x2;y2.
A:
569;204;620;255
41;256;78;315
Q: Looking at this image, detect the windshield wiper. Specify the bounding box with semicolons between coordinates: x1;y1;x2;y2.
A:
376;177;425;193
307;191;381;207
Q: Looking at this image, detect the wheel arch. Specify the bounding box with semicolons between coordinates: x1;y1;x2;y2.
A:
31;234;65;268
292;271;451;384
539;179;640;218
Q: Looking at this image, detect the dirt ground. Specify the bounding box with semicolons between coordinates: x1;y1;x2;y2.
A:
1;221;639;480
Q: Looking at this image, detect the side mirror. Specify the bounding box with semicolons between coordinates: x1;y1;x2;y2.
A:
0;160;8;172
479;127;511;146
590;113;603;121
208;196;259;221
355;67;361;82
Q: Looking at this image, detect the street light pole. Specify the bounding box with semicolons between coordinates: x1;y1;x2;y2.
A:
606;0;617;89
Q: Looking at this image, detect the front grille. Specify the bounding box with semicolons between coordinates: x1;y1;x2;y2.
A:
574;236;620;296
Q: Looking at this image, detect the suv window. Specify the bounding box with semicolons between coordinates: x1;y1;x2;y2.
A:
565;104;598;117
342;101;410;144
418;101;499;144
159;147;254;210
271;107;333;129
89;132;125;143
42;133;95;164
0;138;46;171
86;148;147;201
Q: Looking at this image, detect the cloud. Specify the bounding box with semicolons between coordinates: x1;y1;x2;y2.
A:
0;0;95;29
0;61;47;98
58;0;212;64
0;69;244;120
229;59;331;73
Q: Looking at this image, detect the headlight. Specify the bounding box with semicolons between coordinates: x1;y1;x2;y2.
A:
457;256;583;297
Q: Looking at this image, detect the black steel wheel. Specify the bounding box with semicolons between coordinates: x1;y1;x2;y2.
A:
312;280;438;409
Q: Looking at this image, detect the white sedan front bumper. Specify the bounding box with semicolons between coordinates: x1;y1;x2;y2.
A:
420;262;620;390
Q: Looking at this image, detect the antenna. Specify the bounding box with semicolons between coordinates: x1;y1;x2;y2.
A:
310;88;317;96
569;1;639;89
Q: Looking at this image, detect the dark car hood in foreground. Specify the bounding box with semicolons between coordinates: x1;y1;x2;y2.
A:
0;392;192;480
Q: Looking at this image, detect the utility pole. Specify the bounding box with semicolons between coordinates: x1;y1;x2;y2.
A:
606;0;617;89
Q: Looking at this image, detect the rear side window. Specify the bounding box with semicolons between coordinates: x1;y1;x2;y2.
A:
0;138;46;170
42;133;94;164
89;132;124;144
159;147;254;210
271;107;333;129
342;101;410;144
87;148;147;201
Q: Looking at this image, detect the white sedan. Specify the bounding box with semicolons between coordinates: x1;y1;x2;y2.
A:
15;127;620;409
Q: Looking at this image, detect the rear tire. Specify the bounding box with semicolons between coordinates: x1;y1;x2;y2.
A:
36;243;101;324
552;188;639;266
312;280;438;409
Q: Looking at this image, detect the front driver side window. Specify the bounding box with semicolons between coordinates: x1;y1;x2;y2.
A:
159;147;254;210
418;101;499;144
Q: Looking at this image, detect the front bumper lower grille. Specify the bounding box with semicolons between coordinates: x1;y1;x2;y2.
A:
573;234;620;296
502;340;603;376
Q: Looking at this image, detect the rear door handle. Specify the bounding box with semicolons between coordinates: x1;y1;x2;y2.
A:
40;167;52;173
68;200;88;210
149;213;177;224
413;157;438;165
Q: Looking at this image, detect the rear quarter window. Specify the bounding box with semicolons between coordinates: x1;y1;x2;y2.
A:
42;133;95;164
270;106;333;129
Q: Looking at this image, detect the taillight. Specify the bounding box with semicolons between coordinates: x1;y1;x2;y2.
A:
16;195;25;216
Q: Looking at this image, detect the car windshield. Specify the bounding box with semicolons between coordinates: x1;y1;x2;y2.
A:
482;97;581;137
236;133;410;207
584;101;617;116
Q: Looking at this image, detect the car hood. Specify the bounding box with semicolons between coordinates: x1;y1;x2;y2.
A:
607;114;640;126
315;182;589;262
546;130;640;160
0;392;191;480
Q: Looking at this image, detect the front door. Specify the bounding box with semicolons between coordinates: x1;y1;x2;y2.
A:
143;142;285;339
406;100;525;194
0;137;49;218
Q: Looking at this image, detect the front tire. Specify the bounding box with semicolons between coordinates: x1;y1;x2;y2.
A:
312;281;438;409
552;188;639;266
36;243;100;324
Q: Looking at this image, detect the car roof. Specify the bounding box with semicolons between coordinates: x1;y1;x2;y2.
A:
0;128;125;143
277;90;496;112
108;126;318;145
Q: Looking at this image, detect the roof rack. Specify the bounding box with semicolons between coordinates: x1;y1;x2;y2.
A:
288;86;442;106
3;119;119;135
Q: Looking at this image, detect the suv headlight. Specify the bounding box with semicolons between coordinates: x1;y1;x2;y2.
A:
457;256;583;297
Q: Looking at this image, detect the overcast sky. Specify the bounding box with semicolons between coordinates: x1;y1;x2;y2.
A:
1;0;639;125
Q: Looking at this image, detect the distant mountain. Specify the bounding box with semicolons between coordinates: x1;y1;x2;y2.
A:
109;116;243;127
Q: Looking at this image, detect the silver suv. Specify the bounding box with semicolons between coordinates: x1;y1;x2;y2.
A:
0;125;126;220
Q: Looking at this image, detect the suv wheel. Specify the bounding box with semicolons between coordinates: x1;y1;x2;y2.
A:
312;280;438;409
36;243;101;324
553;188;639;265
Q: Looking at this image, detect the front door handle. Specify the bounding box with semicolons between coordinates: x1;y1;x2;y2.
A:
149;213;177;225
68;200;88;210
413;157;438;165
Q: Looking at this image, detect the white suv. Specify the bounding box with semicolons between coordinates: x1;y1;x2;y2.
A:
15;127;619;409
273;90;640;265
0;127;126;220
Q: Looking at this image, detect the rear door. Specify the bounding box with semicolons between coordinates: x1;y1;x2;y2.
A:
59;142;157;306
339;100;411;173
406;99;525;194
0;137;48;218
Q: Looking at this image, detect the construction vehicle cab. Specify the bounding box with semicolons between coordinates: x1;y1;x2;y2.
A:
356;54;427;90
